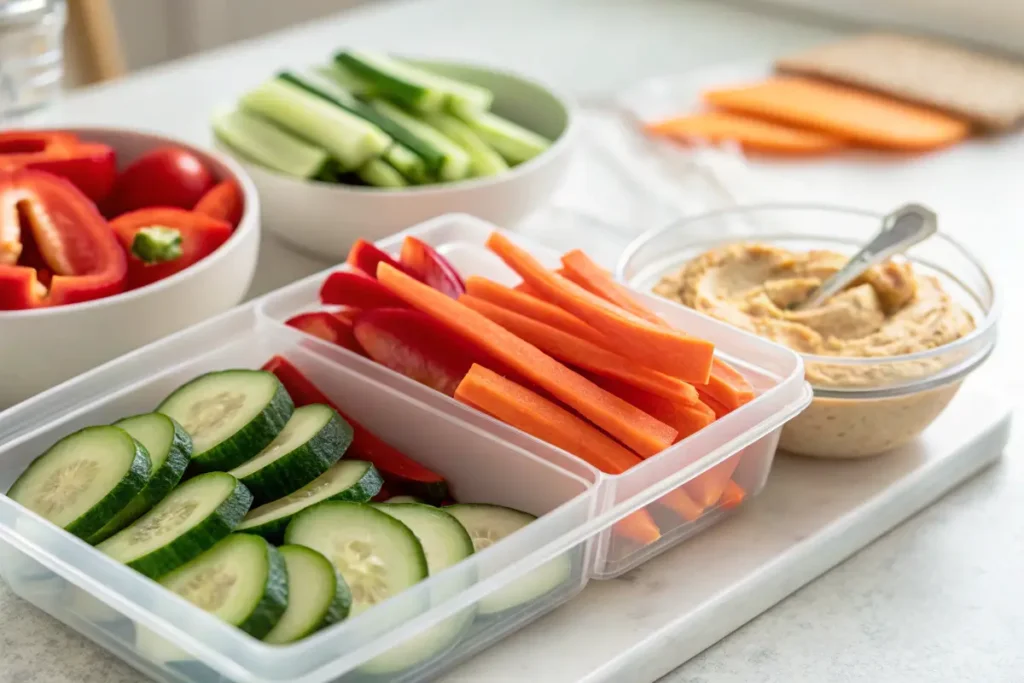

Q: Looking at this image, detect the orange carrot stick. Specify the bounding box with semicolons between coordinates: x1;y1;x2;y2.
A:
699;358;755;411
377;263;678;456
512;280;539;296
696;390;733;419
461;294;700;405
464;276;608;347
685;455;742;507
486;232;715;384
561;249;666;326
719;480;746;509
588;374;714;442
456;364;661;544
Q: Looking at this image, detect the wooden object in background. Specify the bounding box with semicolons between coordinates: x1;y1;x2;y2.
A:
64;0;126;86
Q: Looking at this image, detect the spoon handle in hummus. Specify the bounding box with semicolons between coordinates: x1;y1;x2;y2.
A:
797;204;938;311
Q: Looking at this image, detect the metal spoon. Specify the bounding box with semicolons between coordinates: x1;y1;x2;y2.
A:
793;203;938;311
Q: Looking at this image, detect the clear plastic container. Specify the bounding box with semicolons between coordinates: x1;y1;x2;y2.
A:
0;213;810;682
257;213;811;576
617;203;1000;459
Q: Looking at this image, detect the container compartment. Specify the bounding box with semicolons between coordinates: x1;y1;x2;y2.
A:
0;323;598;683
257;213;811;577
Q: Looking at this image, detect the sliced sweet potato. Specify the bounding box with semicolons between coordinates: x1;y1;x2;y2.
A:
646;110;845;155
703;77;971;151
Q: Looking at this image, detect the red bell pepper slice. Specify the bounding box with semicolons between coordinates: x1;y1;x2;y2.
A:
0;130;117;203
400;236;465;298
193;179;244;228
261;355;450;503
285;311;365;356
110;208;232;290
319;270;410;309
0;169;126;310
346;238;411;279
353;308;503;396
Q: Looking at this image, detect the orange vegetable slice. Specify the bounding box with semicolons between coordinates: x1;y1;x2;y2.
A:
560;249;666;325
464;276;607;347
377;262;678;456
486;232;715;384
456;364;661;545
646;110;845;155
703;77;970;151
460;294;699;405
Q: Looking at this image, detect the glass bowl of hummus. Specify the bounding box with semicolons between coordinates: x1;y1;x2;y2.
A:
617;203;1000;459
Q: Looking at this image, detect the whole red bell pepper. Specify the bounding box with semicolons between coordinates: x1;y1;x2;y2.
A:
110;208;232;290
0;130;117;204
0;169;127;310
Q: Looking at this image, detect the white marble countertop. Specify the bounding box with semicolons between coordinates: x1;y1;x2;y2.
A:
2;1;1022;681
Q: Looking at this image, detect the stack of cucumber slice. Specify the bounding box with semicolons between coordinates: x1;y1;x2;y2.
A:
5;364;570;669
212;49;554;188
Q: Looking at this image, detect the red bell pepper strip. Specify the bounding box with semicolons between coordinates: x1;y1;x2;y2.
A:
400;236;465;298
193;179;244;228
346;238;411;279
319;270;410;309
111;208;232;290
260;355;450;503
0;169;126;310
0;130;117;203
285;311;365;356
353;308;500;396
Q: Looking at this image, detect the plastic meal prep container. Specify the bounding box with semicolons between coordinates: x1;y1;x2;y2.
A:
0;213;810;682
616;204;1000;459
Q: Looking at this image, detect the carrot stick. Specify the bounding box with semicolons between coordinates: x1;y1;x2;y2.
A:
719;480;746;509
456;364;661;544
464;276;608;347
697;390;733;419
486;232;714;384
588;374;714;441
699;358;756;411
685;455;742;507
461;294;700;405
561;249;666;326
377;263;678;456
512;281;539;296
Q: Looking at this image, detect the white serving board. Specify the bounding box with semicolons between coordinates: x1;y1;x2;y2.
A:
443;383;1011;683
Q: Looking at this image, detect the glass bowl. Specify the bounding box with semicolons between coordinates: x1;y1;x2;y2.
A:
616;204;1000;459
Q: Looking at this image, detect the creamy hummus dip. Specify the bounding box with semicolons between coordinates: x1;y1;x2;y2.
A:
654;243;976;388
654;243;978;458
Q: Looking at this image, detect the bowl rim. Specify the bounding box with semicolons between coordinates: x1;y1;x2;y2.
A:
0;125;260;320
221;57;578;197
616;201;1002;397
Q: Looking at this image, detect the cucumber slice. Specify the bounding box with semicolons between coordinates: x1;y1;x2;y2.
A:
284;502;427;616
357;158;409;188
361;504;474;675
212;107;331;179
370;100;470;181
240;79;391;171
98;472;252;579
228;404;352;504
316;63;374;97
237;460;382;543
423;112;509;177
89;414;193;544
280;70;445;174
7;426;151;541
385;495;426;504
374;504;474;575
336;51;493;114
157;370;293;473
445;504;571;615
264;545;351;644
455;109;552;165
384;144;430;184
159;534;287;639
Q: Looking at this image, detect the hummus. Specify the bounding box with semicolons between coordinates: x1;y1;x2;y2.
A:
654;243;976;388
654;243;977;458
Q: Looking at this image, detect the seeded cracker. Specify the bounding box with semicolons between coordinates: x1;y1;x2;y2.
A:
775;33;1024;131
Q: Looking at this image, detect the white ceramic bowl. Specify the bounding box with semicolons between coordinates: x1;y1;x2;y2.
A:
225;60;576;260
0;127;261;409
